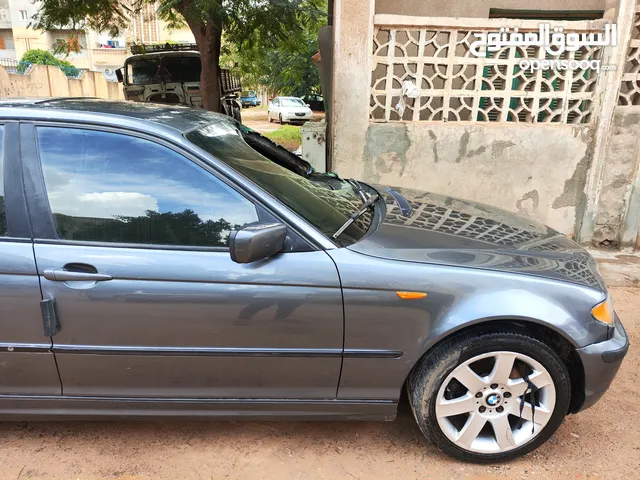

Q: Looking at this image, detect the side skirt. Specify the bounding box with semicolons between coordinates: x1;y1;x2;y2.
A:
0;395;398;421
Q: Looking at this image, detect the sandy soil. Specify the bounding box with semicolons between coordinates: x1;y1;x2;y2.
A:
0;286;637;480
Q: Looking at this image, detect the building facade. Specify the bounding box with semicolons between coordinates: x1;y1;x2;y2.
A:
0;0;195;71
330;0;640;250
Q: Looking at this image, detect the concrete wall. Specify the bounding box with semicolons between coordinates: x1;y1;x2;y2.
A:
592;110;640;246
0;64;124;99
335;122;592;236
375;0;606;18
332;0;612;237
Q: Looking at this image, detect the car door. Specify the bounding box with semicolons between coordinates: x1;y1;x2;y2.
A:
0;122;61;396
23;123;344;399
271;98;280;119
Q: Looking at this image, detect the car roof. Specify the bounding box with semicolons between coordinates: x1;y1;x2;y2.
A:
0;98;234;134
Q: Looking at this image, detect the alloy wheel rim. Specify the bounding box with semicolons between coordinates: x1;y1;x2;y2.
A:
435;351;556;454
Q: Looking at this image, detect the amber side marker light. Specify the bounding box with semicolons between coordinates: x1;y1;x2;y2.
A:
396;291;427;300
591;298;615;325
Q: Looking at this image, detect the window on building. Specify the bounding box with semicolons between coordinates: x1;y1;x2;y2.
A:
36;127;258;247
19;10;28;21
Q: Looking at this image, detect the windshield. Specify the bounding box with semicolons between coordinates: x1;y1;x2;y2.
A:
162;56;201;83
185;122;372;245
127;56;201;85
127;59;160;85
281;98;305;107
242;91;256;97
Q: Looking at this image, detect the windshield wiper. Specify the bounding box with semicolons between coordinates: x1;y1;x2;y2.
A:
347;178;368;202
332;192;380;240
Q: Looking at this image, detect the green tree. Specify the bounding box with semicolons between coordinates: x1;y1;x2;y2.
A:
221;14;323;98
31;0;325;111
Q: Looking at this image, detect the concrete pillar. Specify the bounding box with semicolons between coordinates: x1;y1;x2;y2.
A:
330;0;375;176
576;0;636;244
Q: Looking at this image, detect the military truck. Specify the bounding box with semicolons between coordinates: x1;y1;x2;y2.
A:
115;43;243;121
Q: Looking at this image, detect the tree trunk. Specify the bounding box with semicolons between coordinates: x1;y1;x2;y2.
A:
198;24;223;112
185;15;223;112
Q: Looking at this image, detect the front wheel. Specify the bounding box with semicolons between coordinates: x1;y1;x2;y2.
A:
409;329;571;463
268;111;273;123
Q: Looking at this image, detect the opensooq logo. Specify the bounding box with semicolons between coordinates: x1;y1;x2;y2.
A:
469;23;618;57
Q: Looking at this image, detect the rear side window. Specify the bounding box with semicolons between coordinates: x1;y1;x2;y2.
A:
36;127;258;247
0;126;6;236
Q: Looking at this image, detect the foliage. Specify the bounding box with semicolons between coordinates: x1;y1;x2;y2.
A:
220;0;326;97
31;0;327;110
263;125;302;151
55;209;237;247
17;49;81;77
51;35;83;56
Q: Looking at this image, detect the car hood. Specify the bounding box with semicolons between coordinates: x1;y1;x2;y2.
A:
282;106;311;113
347;185;606;292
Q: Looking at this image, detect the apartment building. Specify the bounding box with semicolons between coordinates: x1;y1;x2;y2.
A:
0;0;194;71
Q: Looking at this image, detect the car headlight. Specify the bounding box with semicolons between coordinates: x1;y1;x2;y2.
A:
591;296;615;325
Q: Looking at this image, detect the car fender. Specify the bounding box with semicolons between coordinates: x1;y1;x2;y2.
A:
329;248;606;400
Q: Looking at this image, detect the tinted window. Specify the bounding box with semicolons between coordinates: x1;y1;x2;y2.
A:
37;127;258;247
0;126;5;236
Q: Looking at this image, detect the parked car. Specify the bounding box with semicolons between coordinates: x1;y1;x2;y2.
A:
0;98;628;464
268;96;313;124
302;93;325;111
241;90;260;108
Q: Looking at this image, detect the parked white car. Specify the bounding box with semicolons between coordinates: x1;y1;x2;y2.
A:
268;96;313;124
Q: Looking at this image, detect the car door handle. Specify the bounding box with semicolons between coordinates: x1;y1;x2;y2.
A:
43;268;112;282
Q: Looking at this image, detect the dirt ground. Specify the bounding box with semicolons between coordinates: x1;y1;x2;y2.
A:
241;106;325;134
0;287;638;479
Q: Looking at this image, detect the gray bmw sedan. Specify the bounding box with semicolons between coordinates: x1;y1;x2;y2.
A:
0;99;628;463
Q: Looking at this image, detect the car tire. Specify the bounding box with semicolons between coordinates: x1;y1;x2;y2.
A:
279;114;285;125
408;329;571;463
268;112;273;123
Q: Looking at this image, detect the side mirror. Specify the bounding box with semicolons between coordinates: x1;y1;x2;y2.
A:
306;103;311;107
229;222;287;264
115;68;124;83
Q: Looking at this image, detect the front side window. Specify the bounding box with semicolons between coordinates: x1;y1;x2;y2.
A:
37;127;258;247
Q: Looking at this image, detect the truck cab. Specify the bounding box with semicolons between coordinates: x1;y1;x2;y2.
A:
116;43;242;120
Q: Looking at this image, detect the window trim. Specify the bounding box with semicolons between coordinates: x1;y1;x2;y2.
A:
3;122;32;238
23;121;316;252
